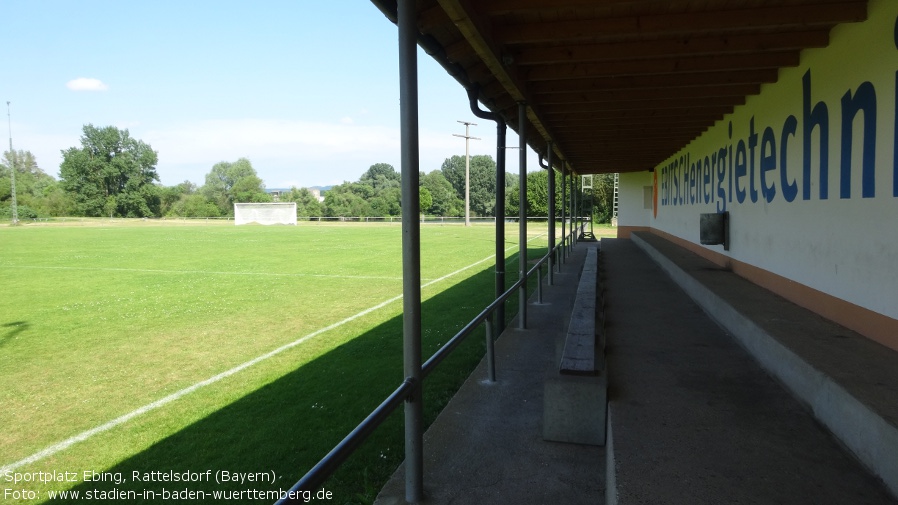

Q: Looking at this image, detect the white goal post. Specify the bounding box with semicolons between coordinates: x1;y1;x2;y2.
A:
234;202;297;226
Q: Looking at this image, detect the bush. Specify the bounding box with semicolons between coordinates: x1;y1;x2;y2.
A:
0;204;38;220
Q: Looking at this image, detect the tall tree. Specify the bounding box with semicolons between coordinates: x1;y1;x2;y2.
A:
507;169;568;218
59;125;160;217
359;163;400;190
166;194;222;218
591;173;615;223
420;170;462;216
159;180;197;216
419;187;433;214
280;187;324;218
2;149;65;218
440;155;497;217
200;158;271;216
324;182;373;217
322;163;403;217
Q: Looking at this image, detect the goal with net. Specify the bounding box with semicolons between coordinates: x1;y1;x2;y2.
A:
233;202;297;226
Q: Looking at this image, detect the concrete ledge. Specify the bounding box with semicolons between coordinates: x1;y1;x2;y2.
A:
543;372;607;446
604;407;617;505
631;231;898;499
560;248;598;375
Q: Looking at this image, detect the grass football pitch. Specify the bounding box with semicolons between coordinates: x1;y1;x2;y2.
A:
0;220;552;503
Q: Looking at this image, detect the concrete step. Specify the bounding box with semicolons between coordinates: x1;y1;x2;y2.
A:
603;236;896;505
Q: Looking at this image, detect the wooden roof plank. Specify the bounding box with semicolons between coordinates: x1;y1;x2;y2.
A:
513;30;830;66
494;2;867;45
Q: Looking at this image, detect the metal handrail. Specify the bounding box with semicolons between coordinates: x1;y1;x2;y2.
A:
275;226;583;504
276;378;416;500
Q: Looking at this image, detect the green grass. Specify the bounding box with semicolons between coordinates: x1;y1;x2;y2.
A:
0;220;549;504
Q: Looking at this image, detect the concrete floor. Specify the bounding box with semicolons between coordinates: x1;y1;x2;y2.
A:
603;238;895;505
376;242;603;505
375;237;896;505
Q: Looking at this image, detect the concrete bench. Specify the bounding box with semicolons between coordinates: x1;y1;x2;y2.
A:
622;231;898;500
544;246;608;446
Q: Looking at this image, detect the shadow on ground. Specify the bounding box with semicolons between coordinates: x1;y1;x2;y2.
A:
1;321;29;348
46;249;546;505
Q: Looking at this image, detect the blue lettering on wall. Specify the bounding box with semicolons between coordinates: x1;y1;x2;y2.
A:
716;150;727;212
840;82;877;198
735;138;747;203
803;70;829;200
781;115;799;202
894;14;898;197
703;155;712;204
748;117;759;203
659;41;898;209
761;126;777;203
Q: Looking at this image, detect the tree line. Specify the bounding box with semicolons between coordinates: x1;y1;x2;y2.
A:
1;124;614;221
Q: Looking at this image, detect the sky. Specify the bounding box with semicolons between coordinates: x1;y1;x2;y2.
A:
2;0;540;189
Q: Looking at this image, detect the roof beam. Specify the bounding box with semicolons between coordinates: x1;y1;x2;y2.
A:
438;0;562;156
494;3;867;45
513;30;830;66
525;52;800;81
527;69;780;92
543;109;731;124
479;0;862;16
437;0;523;101
538;95;744;112
532;83;760;101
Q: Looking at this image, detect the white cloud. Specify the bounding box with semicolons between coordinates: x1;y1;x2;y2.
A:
340;116;354;124
66;78;109;91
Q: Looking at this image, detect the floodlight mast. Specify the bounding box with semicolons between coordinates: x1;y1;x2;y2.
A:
6;101;18;225
453;121;480;226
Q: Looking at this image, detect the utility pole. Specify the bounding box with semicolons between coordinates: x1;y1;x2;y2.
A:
6;101;18;225
453;121;479;226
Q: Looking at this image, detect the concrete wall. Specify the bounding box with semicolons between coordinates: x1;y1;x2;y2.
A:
619;0;898;348
617;171;653;235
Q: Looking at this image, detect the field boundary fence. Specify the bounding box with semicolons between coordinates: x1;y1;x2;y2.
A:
9;215;583;226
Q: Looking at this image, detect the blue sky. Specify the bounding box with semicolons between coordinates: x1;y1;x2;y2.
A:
2;0;539;188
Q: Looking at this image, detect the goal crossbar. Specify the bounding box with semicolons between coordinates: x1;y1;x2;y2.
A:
234;203;297;226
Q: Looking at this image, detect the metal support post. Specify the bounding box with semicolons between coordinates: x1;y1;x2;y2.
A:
466;87;506;336
398;0;423;501
496;124;507;334
517;102;527;330
571;172;577;250
561;162;567;262
546;142;555;286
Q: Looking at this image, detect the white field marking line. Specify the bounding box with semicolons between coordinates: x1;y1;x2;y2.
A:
0;232;546;474
3;265;408;282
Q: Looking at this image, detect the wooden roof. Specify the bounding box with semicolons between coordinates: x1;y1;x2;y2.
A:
371;0;868;174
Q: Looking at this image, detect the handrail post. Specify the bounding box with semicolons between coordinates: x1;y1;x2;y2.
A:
546;141;555;286
484;318;496;382
517;101;527;330
537;263;543;304
398;0;424;501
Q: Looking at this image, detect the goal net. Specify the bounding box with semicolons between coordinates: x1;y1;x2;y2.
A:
234;203;297;226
